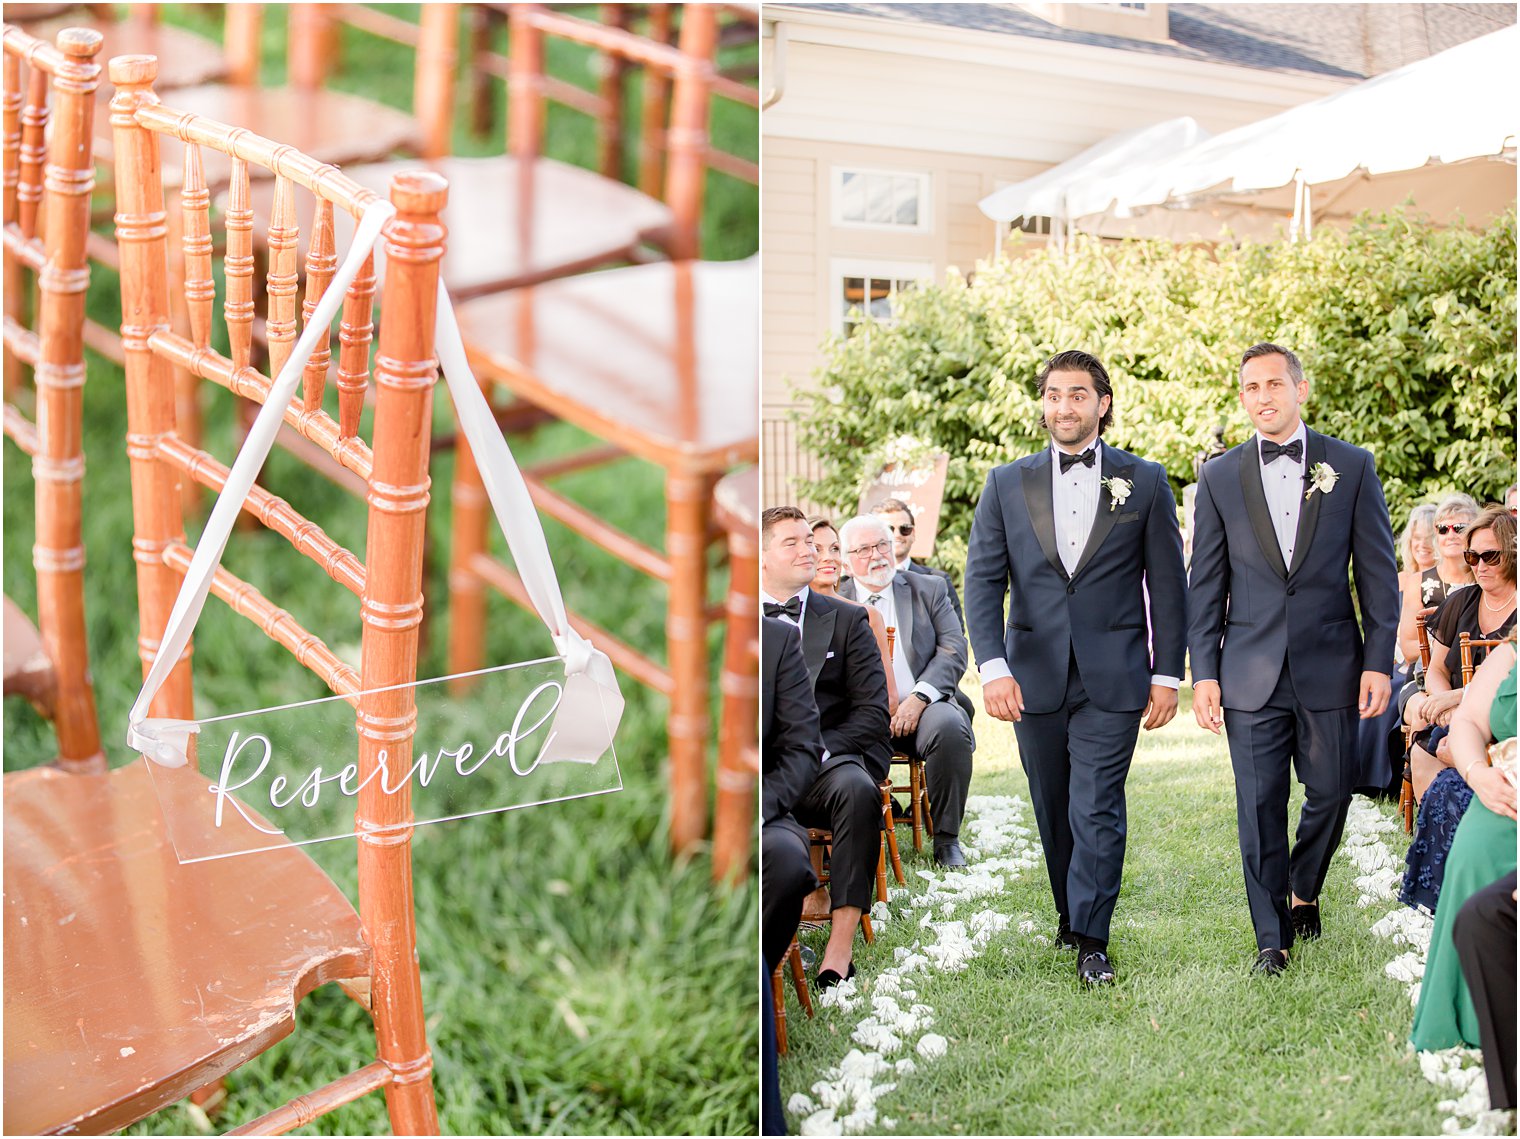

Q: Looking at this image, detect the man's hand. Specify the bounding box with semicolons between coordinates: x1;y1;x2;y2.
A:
1142;685;1179;731
891;694;927;738
983;676;1024;723
1192;680;1224;735
1358;671;1392;720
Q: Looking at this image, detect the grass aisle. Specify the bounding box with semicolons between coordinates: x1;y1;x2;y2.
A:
780;683;1448;1136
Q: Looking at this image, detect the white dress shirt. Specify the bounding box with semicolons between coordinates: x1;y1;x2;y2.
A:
1258;422;1308;567
760;586;808;633
851;580;941;704
978;439;1178;691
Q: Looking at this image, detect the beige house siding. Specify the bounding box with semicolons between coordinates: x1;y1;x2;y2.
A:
761;9;1351;511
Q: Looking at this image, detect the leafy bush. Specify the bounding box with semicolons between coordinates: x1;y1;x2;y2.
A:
795;209;1516;575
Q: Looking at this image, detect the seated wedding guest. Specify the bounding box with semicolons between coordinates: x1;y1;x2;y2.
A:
1397;495;1478;670
871;496;964;632
1405;507;1517;796
1452;870;1517;1116
1402;509;1517;913
1411;639;1516;1065
761;507;890;988
837;513;975;868
811;517;898;713
1358;504;1441;794
760;615;823;975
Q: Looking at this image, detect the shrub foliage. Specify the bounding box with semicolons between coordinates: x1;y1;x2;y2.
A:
795;209;1517;575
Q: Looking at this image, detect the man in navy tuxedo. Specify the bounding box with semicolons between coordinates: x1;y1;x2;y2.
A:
964;350;1187;986
1188;342;1399;975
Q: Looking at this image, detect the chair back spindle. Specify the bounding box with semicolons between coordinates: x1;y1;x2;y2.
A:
2;24;106;771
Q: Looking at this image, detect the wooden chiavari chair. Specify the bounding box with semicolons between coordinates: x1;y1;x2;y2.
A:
1400;612;1434;832
1460;631;1510;686
800;828;875;944
1;25;105;772
712;465;759;884
3;55;447;1135
770;937;813;1055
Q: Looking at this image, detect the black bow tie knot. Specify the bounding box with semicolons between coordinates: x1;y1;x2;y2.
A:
1261;439;1303;464
764;596;803;621
1058;448;1096;473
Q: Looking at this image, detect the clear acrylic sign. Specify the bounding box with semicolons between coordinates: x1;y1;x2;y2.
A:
143;657;622;863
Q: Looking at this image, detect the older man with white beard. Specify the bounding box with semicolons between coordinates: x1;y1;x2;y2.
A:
838;514;976;867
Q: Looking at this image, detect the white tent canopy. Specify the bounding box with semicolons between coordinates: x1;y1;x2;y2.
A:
977;117;1209;223
988;24;1517;242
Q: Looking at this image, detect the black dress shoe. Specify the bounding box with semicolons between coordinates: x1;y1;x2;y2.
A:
1055;919;1079;951
1290;902;1321;941
934;840;966;868
1252;948;1289;976
1077;948;1116;986
815;962;857;991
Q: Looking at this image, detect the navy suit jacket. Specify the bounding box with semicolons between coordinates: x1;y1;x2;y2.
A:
760;616;825;825
963;442;1188;715
798;589;892;782
1186;428;1399;713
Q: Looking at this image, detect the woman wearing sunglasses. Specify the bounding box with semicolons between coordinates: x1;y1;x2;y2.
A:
1401;505;1517;915
1396;493;1479;672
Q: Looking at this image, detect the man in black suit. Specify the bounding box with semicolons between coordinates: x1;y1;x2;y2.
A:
760;506;890;988
760;615;824;975
871;496;965;632
1189;342;1399;975
964;349;1188;985
838;513;975;868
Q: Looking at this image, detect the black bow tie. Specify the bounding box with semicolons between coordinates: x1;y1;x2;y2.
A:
1058;448;1096;473
764;596;803;621
1261;439;1303;464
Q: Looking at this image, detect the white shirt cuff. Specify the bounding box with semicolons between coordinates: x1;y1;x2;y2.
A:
1150;674;1180;690
912;682;941;703
979;658;1013;683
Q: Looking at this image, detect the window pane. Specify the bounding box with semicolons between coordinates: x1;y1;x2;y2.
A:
839;171;864;222
865;174;894;224
893;176;919;226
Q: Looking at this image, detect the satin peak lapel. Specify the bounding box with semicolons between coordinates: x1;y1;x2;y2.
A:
1020;453;1068;581
1239;442;1289;580
801;598;835;688
1288;430;1328;577
1072;454;1132;580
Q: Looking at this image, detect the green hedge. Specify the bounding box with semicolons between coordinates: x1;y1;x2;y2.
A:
795;209;1517;576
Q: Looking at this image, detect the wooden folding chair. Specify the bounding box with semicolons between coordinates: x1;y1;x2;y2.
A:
1;25;105;773
770;937;813;1056
712;465;759;884
3;57;447;1135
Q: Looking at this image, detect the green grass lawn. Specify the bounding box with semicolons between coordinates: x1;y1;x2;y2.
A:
780;681;1446;1136
5;6;757;1134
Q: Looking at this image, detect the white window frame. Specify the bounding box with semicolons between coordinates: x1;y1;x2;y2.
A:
830;166;933;234
830;257;935;337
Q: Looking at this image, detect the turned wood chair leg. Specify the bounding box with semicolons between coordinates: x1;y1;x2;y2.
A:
446;423;490;693
788;941;812;1017
771;962;787;1055
666;471;712;855
876;838;888;904
909;760;925;853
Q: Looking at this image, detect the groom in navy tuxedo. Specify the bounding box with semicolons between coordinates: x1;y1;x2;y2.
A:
1188;342;1399;975
965;350;1188;986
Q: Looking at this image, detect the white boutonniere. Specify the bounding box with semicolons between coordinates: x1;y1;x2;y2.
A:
1101;476;1133;512
1305;461;1339;501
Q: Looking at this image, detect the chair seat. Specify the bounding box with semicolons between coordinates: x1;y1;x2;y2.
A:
455;259;759;471
713;467;758;536
3;764;368;1135
95;85;421;191
3;595;53;714
20;15;226;92
244;155;674;300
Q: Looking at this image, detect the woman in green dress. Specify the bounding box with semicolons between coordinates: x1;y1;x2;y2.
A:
1411;638;1517;1052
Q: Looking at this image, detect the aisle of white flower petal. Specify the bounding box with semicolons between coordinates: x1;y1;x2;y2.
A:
784;793;1503;1137
1340;798;1506;1136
